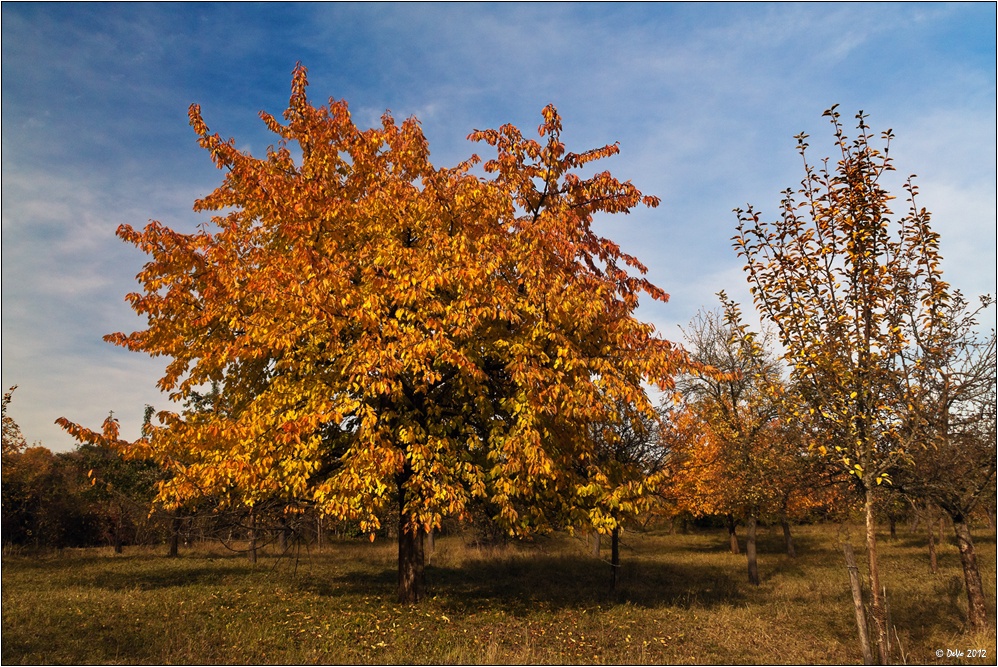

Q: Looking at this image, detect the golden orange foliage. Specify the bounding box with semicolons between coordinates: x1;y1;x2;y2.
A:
59;65;687;539
664;298;845;524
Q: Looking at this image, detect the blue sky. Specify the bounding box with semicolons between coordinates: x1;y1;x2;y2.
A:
2;3;995;451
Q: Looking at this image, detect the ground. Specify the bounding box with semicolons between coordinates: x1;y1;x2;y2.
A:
2;523;995;664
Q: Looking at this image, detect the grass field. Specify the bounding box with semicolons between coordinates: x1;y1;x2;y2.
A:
2;523;995;665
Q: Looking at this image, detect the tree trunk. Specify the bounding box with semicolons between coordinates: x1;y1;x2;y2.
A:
781;519;796;558
168;514;181;558
591;530;601;557
398;524;425;604
927;506;938;575
427;526;435;560
247;510;257;564
397;482;424;604
842;543;875;665
888;516;897;541
951;515;988;631
610;525;620;591
928;524;938;575
113;521;124;554
278;515;289;553
864;486;888;665
984;505;996;534
726;514;740;554
746;514;759;585
113;507;124;554
316;515;323;552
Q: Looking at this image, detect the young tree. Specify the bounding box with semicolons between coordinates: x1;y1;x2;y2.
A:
75;430;162;554
580;399;669;590
671;297;804;584
896;293;996;630
734;107;952;662
59;65;685;603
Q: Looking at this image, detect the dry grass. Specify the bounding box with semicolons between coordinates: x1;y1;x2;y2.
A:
2;523;995;664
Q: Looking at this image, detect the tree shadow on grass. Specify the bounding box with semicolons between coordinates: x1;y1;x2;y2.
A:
890;575;971;633
890;530;996;551
296;528;853;613
670;526;827;557
8;553;260;591
314;551;745;615
90;564;252;591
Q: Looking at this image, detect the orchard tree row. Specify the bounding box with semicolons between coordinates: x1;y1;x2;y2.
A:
47;66;993;649
4;389;366;555
3;389;164;550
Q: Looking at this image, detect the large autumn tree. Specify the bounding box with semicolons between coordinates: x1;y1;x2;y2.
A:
59;65;685;603
734;107;952;662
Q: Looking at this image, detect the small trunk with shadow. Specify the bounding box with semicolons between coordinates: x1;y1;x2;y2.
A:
610;525;620;591
781;519;796;558
168;513;181;558
746;514;759;585
247;510;257;564
278;515;290;554
927;505;939;575
726;514;740;554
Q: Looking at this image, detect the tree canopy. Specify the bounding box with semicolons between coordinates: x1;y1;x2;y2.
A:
58;64;687;602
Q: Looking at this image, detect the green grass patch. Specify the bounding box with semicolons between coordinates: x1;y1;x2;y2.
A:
3;524;995;664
